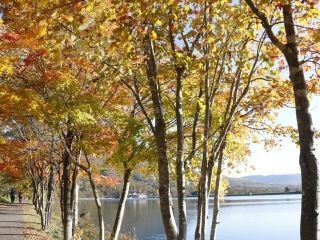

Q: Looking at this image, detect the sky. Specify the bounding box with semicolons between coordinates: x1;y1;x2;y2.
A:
238;95;320;177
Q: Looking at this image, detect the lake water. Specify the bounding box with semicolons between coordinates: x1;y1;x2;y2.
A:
79;194;301;239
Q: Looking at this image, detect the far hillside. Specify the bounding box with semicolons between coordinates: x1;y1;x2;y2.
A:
227;174;301;195
78;171;302;198
241;174;301;185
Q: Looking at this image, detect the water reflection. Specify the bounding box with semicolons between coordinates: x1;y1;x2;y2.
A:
79;194;301;240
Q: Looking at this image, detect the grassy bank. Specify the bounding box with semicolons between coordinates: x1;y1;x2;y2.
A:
1;196;135;240
23;203;62;240
0;196;10;203
0;196;61;239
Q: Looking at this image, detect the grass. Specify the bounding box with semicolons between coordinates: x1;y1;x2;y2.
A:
0;195;10;203
105;232;136;240
1;195;60;239
1;196;134;240
23;203;62;240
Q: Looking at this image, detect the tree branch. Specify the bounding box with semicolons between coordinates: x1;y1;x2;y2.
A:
244;0;286;53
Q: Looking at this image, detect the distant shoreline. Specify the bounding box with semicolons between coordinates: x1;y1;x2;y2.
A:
79;192;302;201
225;191;302;197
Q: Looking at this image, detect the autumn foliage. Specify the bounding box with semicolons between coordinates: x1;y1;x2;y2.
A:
0;0;319;239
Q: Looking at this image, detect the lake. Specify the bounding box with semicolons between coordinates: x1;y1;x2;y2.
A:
79;194;301;239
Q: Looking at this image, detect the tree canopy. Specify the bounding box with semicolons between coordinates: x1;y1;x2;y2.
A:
0;0;319;239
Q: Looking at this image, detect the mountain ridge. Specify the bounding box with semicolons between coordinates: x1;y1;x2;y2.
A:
239;173;301;185
227;173;301;195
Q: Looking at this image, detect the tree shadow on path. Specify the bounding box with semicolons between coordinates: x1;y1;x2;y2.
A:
0;203;31;240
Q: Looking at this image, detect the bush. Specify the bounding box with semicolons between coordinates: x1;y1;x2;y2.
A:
74;214;97;240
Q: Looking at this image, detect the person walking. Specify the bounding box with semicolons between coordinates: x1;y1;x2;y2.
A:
10;188;17;203
18;190;23;204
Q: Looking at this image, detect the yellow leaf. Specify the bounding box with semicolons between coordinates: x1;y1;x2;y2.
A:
38;25;47;38
155;19;162;26
0;136;6;144
208;24;214;32
85;2;94;12
0;57;14;75
64;15;74;22
150;31;158;40
38;20;48;38
172;14;178;21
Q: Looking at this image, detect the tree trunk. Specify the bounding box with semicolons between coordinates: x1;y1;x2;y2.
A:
194;107;210;239
40;174;46;230
82;152;105;240
45;164;56;229
195;7;211;236
71;151;80;235
195;80;210;240
144;36;178;239
72;181;79;234
210;145;224;240
32;187;36;207
59;174;65;226
282;5;319;240
62;130;74;240
29;161;39;210
88;171;105;240
168;14;187;239
195;96;210;240
175;69;187;240
110;168;132;240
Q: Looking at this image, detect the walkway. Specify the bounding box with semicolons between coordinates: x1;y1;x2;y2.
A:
0;203;25;240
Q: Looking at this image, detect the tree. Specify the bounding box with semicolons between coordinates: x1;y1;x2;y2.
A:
107;101;155;240
192;2;271;238
244;1;319;239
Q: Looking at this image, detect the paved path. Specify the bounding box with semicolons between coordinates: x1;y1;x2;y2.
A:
0;203;25;240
